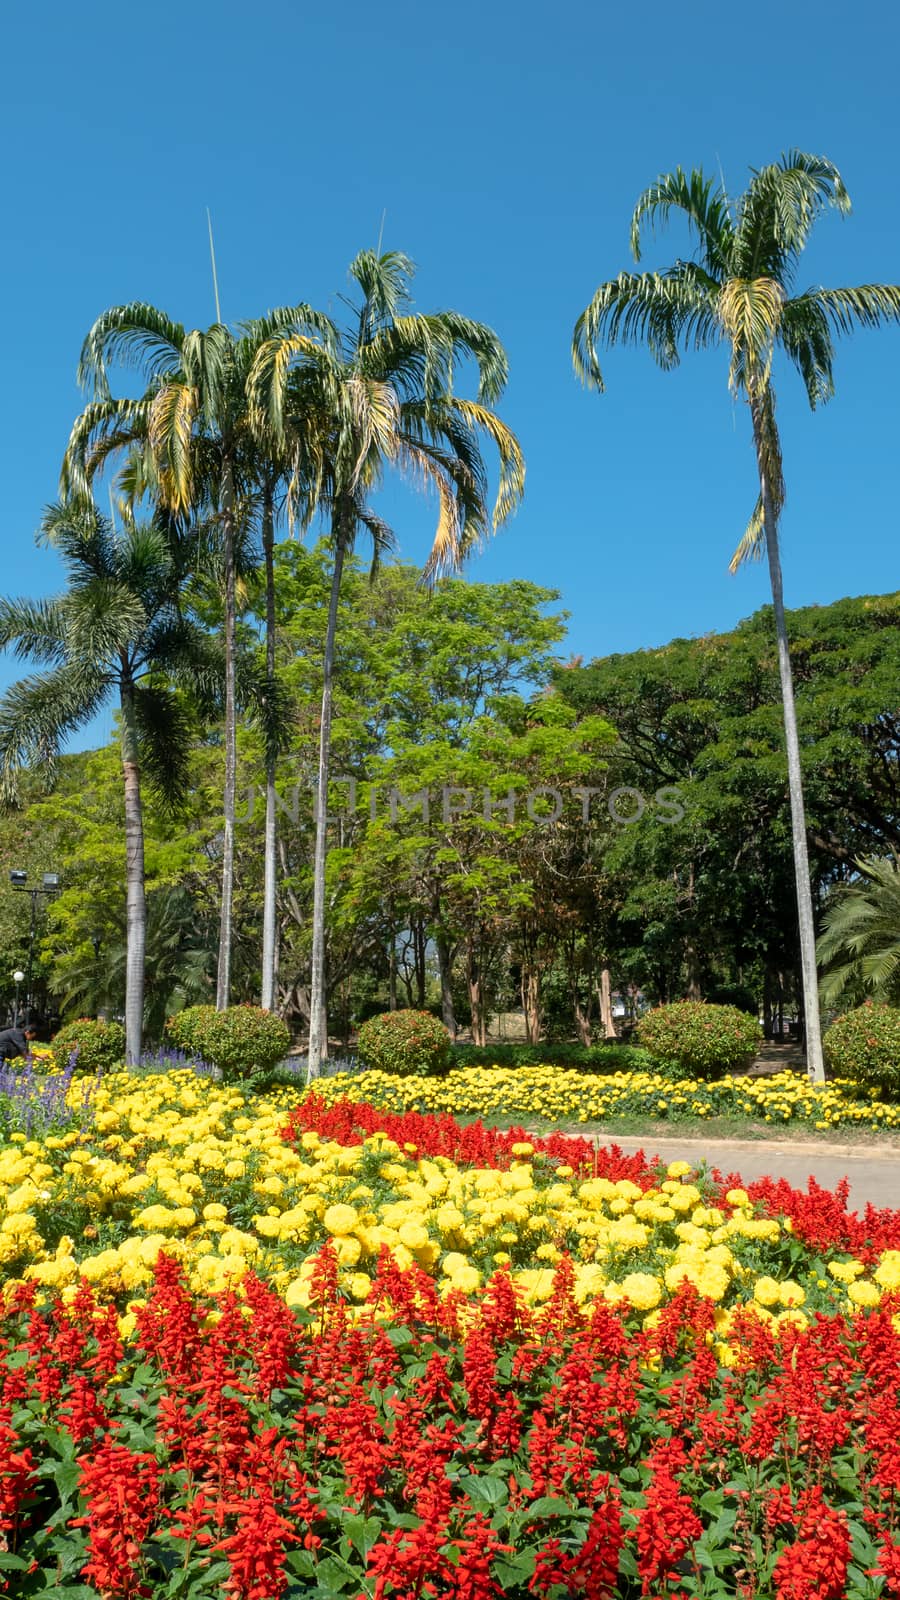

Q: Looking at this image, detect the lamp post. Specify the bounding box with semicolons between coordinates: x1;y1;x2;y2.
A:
12;971;24;1029
9;872;61;1017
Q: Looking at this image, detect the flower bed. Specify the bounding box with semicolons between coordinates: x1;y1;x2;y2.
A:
2;1253;900;1597
3;1073;900;1595
309;1063;900;1132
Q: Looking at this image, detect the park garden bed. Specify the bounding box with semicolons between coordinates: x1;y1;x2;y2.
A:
1;1071;900;1595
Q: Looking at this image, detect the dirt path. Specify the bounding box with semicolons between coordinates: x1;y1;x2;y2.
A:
587;1132;900;1211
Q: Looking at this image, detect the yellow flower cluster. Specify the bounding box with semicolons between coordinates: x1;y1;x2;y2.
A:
0;1070;893;1331
311;1065;900;1132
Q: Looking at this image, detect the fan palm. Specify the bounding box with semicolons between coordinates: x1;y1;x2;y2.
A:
62;306;313;1010
818;857;900;1007
573;151;900;1082
249;249;525;1077
0;503;214;1063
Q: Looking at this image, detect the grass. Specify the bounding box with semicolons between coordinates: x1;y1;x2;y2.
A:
464;1111;900;1148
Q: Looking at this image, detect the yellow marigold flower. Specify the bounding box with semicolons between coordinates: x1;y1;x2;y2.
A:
779;1280;806;1308
874;1253;900;1293
322;1204;358;1237
725;1188;750;1208
828;1260;865;1284
753;1276;781;1308
619;1272;662;1311
848;1280;881;1308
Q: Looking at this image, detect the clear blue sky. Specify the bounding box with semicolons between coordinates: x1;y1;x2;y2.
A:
2;0;899;750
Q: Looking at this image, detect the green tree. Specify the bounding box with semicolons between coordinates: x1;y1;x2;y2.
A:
573;152;900;1081
818;858;900;1008
249;249;525;1076
63;304;314;1011
558;590;900;1028
0;503;211;1062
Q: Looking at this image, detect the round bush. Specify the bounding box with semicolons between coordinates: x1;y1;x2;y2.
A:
357;1009;451;1077
167;1005;291;1083
636;1000;760;1079
824;1003;900;1097
163;1005;218;1057
51;1017;126;1075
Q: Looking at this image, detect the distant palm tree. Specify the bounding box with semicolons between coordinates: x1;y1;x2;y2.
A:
63;306;316;1009
0;503;213;1062
573;151;900;1083
818;857;900;1007
53;885;216;1041
249;249;525;1077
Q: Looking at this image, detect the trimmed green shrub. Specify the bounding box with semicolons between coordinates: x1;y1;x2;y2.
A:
636;1000;760;1079
824;1003;900;1097
51;1017;126;1075
163;1006;218;1057
358;1009;451;1077
450;1041;658;1074
166;1005;290;1083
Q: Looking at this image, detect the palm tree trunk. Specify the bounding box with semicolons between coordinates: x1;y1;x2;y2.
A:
306;517;347;1080
216;461;237;1011
751;401;825;1083
120;683;145;1066
261;488;278;1011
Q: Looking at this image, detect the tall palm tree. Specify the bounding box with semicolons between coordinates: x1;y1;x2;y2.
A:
0;503;212;1063
62;307;317;1010
573;151;900;1082
249;249;525;1078
818;857;900;1008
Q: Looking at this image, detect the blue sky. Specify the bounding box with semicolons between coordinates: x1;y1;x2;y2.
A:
2;0;899;751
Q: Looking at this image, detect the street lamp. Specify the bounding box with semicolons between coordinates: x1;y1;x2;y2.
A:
12;972;24;1029
9;871;61;1017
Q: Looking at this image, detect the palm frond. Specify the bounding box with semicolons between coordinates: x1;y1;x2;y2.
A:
439;397;525;528
77;303;186;398
573;266;720;387
0;666;108;798
148;381;199;511
0;597;67;665
813;284;900;336
717;276;786;392
131;682;194;813
61;398;152;497
778;294;837;408
629;166;734;273
734;152;850;283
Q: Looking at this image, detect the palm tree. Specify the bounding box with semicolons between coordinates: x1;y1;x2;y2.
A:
818;857;900;1007
0;503;212;1063
573;151;900;1083
249;249;525;1077
62;307;317;1011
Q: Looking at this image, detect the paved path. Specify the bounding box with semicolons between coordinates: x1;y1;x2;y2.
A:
594;1135;900;1212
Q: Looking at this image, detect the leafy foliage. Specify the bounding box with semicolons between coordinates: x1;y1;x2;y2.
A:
823;1002;900;1096
50;1017;126;1074
636;1000;760;1078
165;1004;291;1082
357;1008;451;1076
818;858;900;1007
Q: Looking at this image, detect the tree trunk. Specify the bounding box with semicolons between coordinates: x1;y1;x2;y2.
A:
388;921;397;1011
414;917;426;1009
521;964;541;1045
466;941;487;1047
598;967;617;1039
573;993;592;1047
306;520;347;1079
216;460;238;1011
261;488;278;1011
751;398;825;1082
436;933;457;1037
120;684;145;1066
